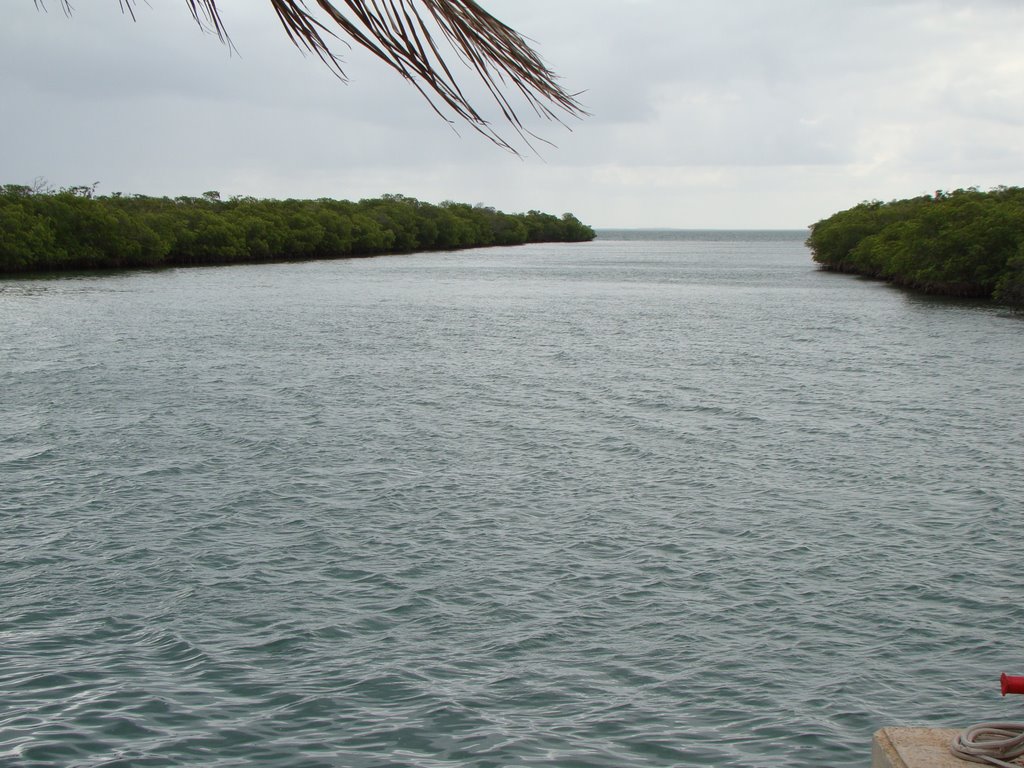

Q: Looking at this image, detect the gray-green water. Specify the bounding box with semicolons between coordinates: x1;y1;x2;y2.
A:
2;231;1023;767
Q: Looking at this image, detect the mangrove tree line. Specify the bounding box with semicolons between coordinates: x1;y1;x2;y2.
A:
0;185;595;274
806;186;1024;306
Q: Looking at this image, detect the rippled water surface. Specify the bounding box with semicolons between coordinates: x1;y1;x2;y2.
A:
3;231;1023;767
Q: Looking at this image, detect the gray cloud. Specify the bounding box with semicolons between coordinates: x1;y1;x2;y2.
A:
3;0;1024;227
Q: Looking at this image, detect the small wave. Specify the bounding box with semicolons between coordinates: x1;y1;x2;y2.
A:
0;446;55;465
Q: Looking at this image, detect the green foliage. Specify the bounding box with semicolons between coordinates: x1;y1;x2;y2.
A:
0;201;63;271
994;244;1024;306
807;187;1024;306
0;185;595;274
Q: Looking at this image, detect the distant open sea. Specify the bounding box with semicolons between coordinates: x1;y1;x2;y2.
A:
3;230;1023;767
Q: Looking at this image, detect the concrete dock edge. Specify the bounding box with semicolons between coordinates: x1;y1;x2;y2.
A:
871;727;972;768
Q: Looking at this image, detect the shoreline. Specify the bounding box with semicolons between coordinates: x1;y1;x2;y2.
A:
0;187;595;276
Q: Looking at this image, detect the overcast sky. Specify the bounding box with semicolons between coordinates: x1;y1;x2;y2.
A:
3;1;1024;228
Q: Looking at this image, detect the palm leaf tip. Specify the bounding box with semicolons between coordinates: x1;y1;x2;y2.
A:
39;0;587;153
281;0;587;151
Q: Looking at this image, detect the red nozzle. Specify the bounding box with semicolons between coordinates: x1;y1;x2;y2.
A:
1001;673;1024;696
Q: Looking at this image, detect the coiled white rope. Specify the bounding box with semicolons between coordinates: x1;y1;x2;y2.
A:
951;722;1024;766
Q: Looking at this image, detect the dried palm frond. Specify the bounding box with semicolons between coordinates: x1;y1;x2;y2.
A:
35;0;587;153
